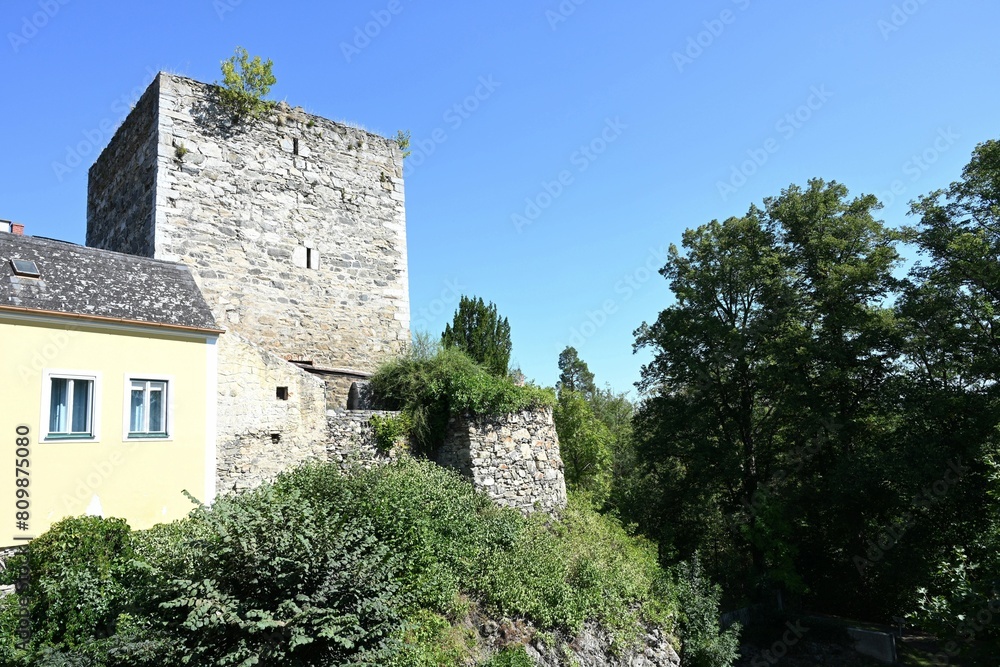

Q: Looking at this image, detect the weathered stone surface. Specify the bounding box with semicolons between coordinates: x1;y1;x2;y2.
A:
326;409;402;469
346;380;380;410
215;333;329;493
437;409;567;514
214;332;401;491
86;75;159;258
87;73;410;410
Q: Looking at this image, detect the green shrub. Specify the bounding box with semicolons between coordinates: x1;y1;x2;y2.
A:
0;460;687;664
481;645;534;667
387;608;476;667
906;547;1000;651
277;460;676;643
155;484;405;666
278;459;500;614
395;130;412;159
371;346;554;455
671;556;741;667
0;516;173;666
370;412;412;453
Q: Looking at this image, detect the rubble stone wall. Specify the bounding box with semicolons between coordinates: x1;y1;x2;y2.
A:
437;409;567;514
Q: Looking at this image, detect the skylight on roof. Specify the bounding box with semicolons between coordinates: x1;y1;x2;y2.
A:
10;259;40;277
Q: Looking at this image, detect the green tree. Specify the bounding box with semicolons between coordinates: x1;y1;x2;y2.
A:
441;296;512;377
553;390;613;502
633;206;794;593
907;139;1000;384
896;140;1000;643
634;180;906;608
764;180;905;612
217;46;276;121
557;346;596;398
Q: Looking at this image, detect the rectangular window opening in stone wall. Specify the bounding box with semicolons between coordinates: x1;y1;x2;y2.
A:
276;386;289;400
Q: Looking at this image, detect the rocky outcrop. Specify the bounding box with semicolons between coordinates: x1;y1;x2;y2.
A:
478;617;681;666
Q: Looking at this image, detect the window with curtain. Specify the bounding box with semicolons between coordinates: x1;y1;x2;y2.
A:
129;380;168;437
47;377;94;438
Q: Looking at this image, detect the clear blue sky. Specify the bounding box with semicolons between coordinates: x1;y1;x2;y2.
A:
3;1;998;395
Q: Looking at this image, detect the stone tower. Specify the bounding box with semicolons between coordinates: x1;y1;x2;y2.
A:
87;73;410;407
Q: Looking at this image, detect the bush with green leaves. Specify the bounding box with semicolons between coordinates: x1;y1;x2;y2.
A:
0;515;169;666
0;460;729;664
370;412;412;452
217;46;276;121
480;645;535;667
154;484;405;666
906;547;1000;653
371;344;553;455
671;556;741;667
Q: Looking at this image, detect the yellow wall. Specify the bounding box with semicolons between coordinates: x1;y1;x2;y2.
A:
0;315;215;543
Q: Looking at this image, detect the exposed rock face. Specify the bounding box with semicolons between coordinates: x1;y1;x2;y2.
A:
479;618;681;666
437;409;567;514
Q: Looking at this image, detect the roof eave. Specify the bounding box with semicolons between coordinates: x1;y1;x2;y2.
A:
0;304;225;336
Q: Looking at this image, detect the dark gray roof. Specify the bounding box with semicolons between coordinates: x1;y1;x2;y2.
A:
0;234;221;332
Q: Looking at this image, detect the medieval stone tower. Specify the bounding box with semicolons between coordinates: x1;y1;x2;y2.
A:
82;73;564;511
87;73;410;409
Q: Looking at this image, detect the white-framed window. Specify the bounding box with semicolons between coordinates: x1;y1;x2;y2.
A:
124;376;173;440
41;370;102;441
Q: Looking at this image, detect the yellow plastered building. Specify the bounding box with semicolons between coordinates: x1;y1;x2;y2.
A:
0;233;222;543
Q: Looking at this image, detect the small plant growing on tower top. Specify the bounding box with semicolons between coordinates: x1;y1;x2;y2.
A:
395;129;412;159
217;46;277;122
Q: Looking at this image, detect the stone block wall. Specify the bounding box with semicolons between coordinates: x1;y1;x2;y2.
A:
86;73;411;392
86;75;159;258
326;409;402;469
437;409;567;514
215;333;329;493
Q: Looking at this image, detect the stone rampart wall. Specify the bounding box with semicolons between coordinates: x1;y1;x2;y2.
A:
438;409;567;514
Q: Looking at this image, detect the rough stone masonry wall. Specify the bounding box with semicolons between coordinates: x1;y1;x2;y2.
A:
86;75;160;257
87;73;410;408
326;409;402;469
437;409;567;514
215;333;329;493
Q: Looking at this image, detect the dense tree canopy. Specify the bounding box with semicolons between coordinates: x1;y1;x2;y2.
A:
627;165;1000;644
441;296;512;377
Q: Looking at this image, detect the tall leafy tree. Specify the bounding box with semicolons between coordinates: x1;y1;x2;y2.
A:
553;390;613;502
441;296;512;377
764;181;905;613
634;180;907;607
557;346;597;398
896;140;1000;642
907;139;1000;384
634;206;795;594
554;347;638;509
